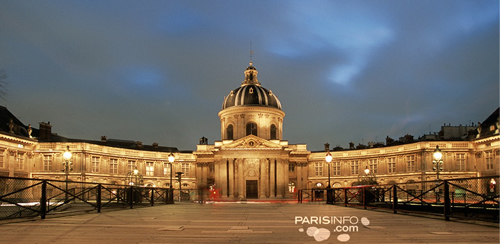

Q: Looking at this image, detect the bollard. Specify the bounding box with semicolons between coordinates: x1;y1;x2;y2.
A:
97;184;102;213
393;185;398;214
40;180;47;219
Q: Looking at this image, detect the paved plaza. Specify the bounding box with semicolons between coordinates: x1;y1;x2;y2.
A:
0;202;498;244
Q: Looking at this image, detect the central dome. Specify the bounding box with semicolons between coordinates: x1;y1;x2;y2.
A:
222;62;282;110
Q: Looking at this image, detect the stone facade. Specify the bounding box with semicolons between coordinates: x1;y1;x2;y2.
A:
0;63;498;200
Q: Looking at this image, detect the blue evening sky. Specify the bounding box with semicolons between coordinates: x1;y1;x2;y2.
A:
0;0;498;150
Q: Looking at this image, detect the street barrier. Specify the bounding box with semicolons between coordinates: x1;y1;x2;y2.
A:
0;176;174;220
321;175;499;222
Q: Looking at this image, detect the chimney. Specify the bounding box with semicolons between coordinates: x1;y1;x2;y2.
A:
101;136;107;142
38;122;52;141
349;142;355;149
152;142;159;149
135;141;143;148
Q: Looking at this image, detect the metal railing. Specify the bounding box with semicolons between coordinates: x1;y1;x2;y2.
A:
0;176;174;220
321;176;499;222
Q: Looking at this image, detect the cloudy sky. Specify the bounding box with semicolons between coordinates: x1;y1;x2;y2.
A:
0;0;498;151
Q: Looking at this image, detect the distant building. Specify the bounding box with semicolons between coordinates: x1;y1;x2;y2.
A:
0;64;498;200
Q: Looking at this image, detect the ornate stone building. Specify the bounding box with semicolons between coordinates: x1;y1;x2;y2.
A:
0;63;498;200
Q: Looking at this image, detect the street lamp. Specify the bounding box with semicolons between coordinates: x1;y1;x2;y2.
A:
358;166;376;185
432;145;443;180
325;151;332;188
167;153;175;203
176;171;184;202
126;166;143;186
62;146;72;202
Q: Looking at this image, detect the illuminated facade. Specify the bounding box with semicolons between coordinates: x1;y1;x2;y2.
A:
0;64;498;200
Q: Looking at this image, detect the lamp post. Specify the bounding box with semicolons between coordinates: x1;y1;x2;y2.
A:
325;150;333;204
167;153;175;203
175;171;184;202
62;146;72;202
325;151;333;188
432;146;443;180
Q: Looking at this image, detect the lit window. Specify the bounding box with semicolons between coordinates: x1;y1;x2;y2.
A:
164;163;171;176
350;161;359;175
332;162;341;176
388;157;396;173
16;154;24;170
110;158;118;174
486;151;493;170
314;162;323;176
456;153;466;171
146;162;154;176
288;182;295;193
91;156;100;173
127;160;135;172
43;155;52;171
182;163;190;177
369;159;378;174
406;155;415;172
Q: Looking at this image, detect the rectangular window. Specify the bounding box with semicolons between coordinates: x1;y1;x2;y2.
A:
388;157;396;173
43;155;52;171
406;155;415;172
289;163;295;173
485;151;493;170
314;162;323;176
146;162;154;176
369;159;378;174
91;156;100;173
110;158;118;174
350;161;359;175
332;162;341;176
209;163;215;173
16;155;24;170
164;163;171;177
127;160;136;172
456;153;466;171
182;163;190;177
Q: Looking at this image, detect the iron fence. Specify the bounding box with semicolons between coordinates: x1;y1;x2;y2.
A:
322;175;499;222
0;176;174;220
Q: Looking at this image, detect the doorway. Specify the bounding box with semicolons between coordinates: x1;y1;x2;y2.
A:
246;180;258;199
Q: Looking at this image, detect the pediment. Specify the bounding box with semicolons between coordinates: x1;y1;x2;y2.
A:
222;135;282;150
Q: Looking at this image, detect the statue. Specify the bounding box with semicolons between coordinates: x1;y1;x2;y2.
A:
496;118;499;135
28;124;32;138
476;122;482;138
8;118;13;133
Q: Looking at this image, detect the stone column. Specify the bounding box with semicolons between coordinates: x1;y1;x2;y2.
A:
283;159;289;198
214;160;221;197
228;159;234;198
238;159;244;198
259;158;267;198
270;158;276;198
217;160;226;198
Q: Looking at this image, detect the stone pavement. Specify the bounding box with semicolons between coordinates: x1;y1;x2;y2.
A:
0;202;498;244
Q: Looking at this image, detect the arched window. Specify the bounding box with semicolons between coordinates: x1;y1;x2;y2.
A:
270;124;277;139
226;124;233;140
246;122;257;136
